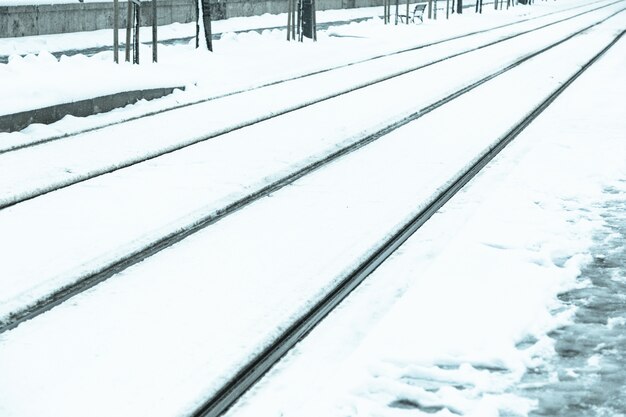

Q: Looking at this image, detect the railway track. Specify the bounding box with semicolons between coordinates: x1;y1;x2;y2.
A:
190;26;626;417
0;0;610;156
0;4;624;417
1;2;624;334
0;0;620;227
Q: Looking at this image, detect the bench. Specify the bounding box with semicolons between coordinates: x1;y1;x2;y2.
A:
398;3;428;24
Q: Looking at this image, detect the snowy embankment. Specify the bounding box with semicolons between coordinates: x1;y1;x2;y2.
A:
0;0;620;325
0;0;597;118
0;7;624;417
226;26;626;417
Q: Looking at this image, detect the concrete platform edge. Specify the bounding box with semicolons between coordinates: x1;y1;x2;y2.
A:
0;86;184;133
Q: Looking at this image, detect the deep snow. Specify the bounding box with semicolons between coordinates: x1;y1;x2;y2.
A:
0;0;621;323
0;1;625;417
225;23;626;417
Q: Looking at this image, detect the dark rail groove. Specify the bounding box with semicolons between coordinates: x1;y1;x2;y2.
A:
0;0;609;155
190;27;626;417
2;7;624;335
0;0;620;213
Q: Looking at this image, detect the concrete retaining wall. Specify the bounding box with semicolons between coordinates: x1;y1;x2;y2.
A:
0;86;183;132
0;0;384;38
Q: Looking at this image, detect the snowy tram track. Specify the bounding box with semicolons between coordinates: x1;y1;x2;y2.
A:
0;0;603;155
0;0;615;157
0;1;622;209
1;2;625;333
187;26;626;417
1;13;624;417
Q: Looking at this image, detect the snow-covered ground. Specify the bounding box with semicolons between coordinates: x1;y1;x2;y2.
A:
225;25;626;417
0;0;601;117
0;1;625;417
0;0;620;325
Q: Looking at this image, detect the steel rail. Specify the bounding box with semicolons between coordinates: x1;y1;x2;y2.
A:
190;26;626;417
0;0;612;156
2;6;624;335
0;0;621;216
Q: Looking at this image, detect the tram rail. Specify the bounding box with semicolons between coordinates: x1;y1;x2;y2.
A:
2;4;624;334
190;26;626;417
0;0;612;156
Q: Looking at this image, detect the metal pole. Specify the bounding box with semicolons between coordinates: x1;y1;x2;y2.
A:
394;0;399;24
201;0;212;51
433;0;437;19
152;0;157;62
428;0;432;19
133;2;140;64
125;0;132;61
446;0;449;18
312;0;317;41
405;0;409;24
297;0;301;40
287;0;292;40
291;0;296;39
194;0;199;48
383;0;386;23
113;0;119;63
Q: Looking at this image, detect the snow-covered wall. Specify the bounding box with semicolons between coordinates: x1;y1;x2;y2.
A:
0;0;385;37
